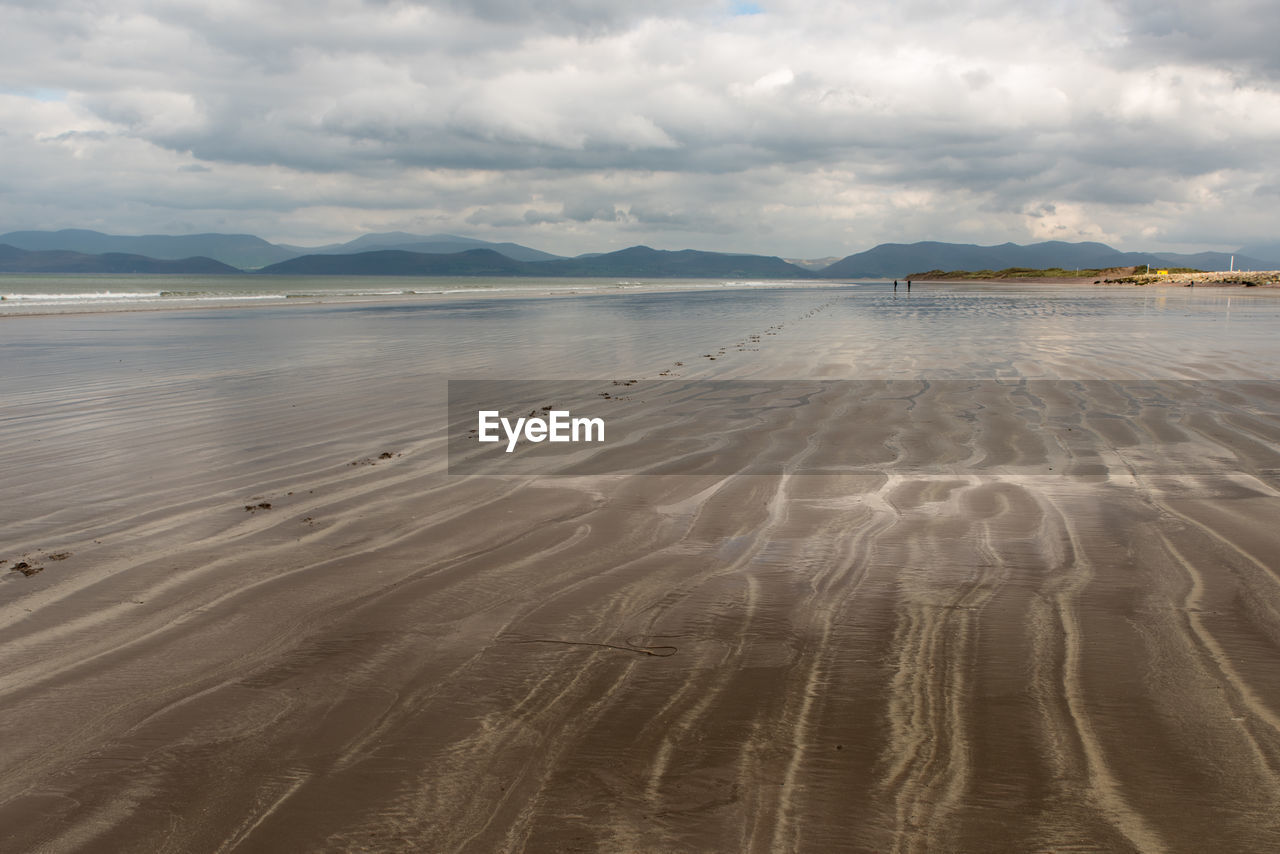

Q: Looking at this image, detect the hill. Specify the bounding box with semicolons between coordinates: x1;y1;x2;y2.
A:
1236;242;1280;268
819;241;1109;278
259;245;814;278
534;246;812;278
0;229;293;269
278;232;562;262
820;241;1271;278
0;244;241;274
786;256;842;271
0;229;564;268
258;248;528;276
6;228;1272;279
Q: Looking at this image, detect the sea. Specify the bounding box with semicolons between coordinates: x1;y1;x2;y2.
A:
0;273;806;315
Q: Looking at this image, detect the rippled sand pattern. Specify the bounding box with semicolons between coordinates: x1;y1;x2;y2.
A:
2;285;1279;852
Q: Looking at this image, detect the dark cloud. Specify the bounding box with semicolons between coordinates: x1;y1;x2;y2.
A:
1111;0;1280;80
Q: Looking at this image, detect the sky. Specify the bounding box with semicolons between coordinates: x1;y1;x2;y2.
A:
1;0;1278;258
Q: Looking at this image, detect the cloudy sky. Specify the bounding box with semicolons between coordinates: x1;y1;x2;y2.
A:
2;0;1277;257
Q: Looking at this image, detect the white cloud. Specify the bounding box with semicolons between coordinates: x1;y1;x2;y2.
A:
0;0;1276;255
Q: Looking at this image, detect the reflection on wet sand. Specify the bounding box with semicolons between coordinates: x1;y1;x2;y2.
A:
2;284;1279;852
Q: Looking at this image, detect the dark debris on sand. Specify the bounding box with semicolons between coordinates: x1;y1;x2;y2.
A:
10;561;44;577
350;451;399;466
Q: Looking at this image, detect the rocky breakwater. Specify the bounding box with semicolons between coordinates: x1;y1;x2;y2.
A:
1101;269;1280;286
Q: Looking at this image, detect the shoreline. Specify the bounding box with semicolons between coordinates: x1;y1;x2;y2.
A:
0;276;858;319
914;269;1280;287
7;274;1280;320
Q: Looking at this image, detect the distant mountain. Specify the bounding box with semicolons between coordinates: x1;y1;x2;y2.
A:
281;232;563;262
1055;249;1270;272
258;248;528;276
6;228;1272;279
1236;242;1280;268
820;240;1272;278
338;232;444;251
259;245;813;278
0;228;565;268
1149;250;1271;271
0;244;240;274
383;240;561;262
820;241;1126;278
534;246;812;278
785;256;842;271
0;229;293;269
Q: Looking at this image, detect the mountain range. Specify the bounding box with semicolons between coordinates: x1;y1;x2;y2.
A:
275;232;562;263
1;229;1276;278
0;229;293;270
0;244;240;274
822;240;1274;278
258;246;812;278
0;229;561;270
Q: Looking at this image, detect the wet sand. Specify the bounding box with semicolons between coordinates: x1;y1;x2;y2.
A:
2;284;1280;852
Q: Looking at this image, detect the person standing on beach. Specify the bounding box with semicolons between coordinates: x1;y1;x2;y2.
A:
907;279;911;292
893;280;898;292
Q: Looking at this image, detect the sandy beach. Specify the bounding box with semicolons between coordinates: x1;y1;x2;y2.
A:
3;282;1280;852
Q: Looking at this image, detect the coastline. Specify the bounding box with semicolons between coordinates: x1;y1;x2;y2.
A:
913;269;1280;287
8;272;1279;320
0;274;854;318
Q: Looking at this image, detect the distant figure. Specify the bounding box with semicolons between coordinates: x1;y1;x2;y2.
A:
907;279;911;292
893;279;898;292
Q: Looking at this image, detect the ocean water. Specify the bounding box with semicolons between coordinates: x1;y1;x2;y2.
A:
0;273;810;314
4;279;1279;388
4;281;1278;526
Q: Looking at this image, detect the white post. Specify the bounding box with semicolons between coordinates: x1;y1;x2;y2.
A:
1230;254;1234;272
